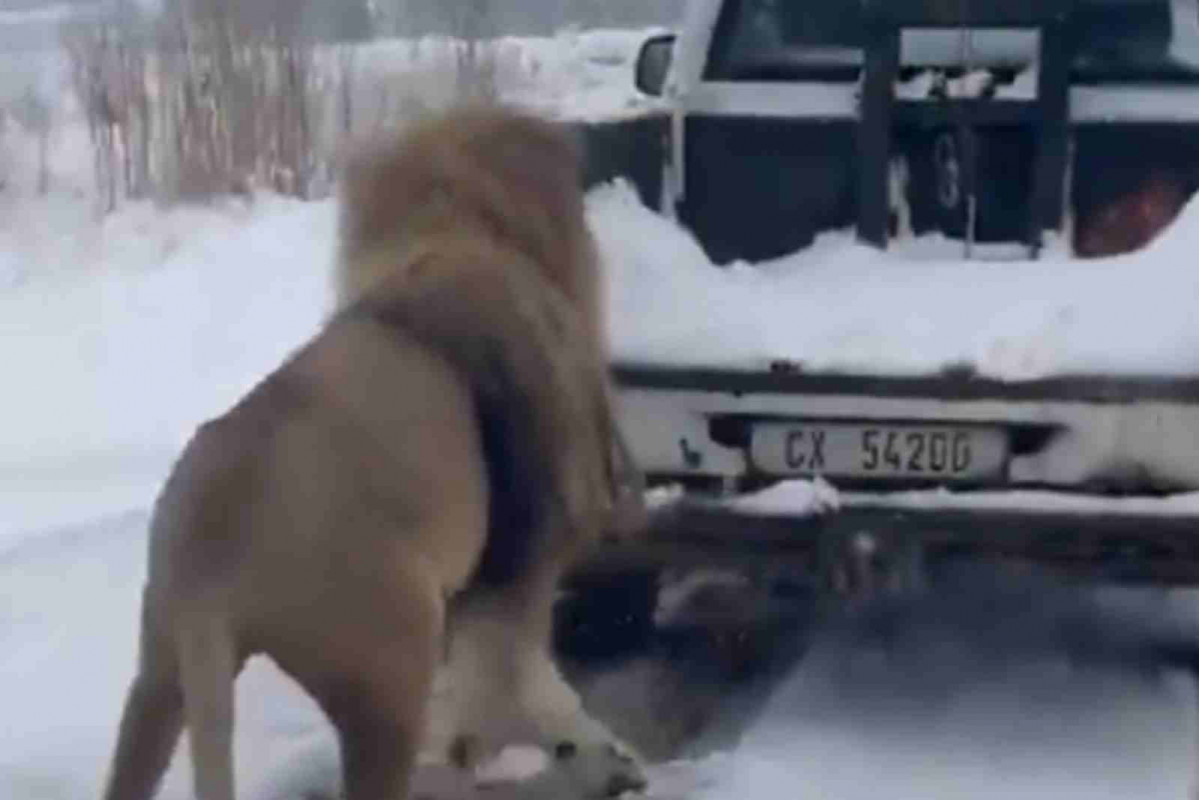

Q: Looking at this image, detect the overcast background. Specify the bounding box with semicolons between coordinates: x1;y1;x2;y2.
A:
0;0;687;51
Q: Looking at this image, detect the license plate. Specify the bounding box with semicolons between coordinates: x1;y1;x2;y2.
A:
750;421;1007;481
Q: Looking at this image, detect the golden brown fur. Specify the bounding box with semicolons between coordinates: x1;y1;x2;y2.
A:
100;105;646;800
336;106;604;345
337;105;645;539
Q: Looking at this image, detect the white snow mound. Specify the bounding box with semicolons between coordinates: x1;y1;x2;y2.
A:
592;179;1199;381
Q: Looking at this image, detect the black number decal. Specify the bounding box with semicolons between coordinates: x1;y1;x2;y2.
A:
952;431;972;472
785;430;806;470
884;432;902;470
864;428;977;475
929;432;948;472
862;429;880;470
905;432;925;472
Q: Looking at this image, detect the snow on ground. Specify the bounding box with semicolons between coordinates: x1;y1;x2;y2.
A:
695;605;1199;800
0;506;716;800
0;508;349;800
5;510;1199;800
684;556;1199;800
0;192;335;544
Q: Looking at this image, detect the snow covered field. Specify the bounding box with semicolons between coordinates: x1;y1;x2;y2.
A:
6;22;1199;800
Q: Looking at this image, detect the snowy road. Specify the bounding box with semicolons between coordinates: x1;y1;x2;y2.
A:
0;507;709;800
696;575;1199;800
3;506;1199;799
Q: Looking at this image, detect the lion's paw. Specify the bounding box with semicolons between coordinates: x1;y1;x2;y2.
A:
554;739;647;798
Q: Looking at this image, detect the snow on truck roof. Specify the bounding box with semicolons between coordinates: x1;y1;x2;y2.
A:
590;179;1199;383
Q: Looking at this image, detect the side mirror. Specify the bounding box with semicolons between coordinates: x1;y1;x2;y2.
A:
634;33;677;97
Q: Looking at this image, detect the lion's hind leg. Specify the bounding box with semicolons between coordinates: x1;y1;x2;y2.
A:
272;556;446;800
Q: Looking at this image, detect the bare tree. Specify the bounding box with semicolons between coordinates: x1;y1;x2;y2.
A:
62;22;127;211
388;0;499;99
55;0;516;208
339;46;356;138
446;0;498;102
60;1;156;210
143;0;324;200
11;88;52;195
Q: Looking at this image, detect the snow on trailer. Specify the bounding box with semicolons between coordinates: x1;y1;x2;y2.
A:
596;180;1199;381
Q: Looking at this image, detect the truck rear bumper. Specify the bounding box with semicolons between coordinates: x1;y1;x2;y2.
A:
612;367;1199;500
585;487;1199;586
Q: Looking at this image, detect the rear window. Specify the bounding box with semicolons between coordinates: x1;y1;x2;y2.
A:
704;0;864;82
704;0;1193;83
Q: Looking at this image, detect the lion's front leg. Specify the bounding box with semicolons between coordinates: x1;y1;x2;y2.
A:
511;645;648;798
436;592;648;798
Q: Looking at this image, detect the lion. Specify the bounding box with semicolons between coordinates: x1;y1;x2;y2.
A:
100;104;647;800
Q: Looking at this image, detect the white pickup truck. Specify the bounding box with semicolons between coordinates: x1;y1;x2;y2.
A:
575;0;1199;595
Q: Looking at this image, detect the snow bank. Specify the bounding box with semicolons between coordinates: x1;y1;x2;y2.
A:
0;193;336;544
591;180;1199;382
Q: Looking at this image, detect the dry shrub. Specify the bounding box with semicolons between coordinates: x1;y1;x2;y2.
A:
57;0;525;210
